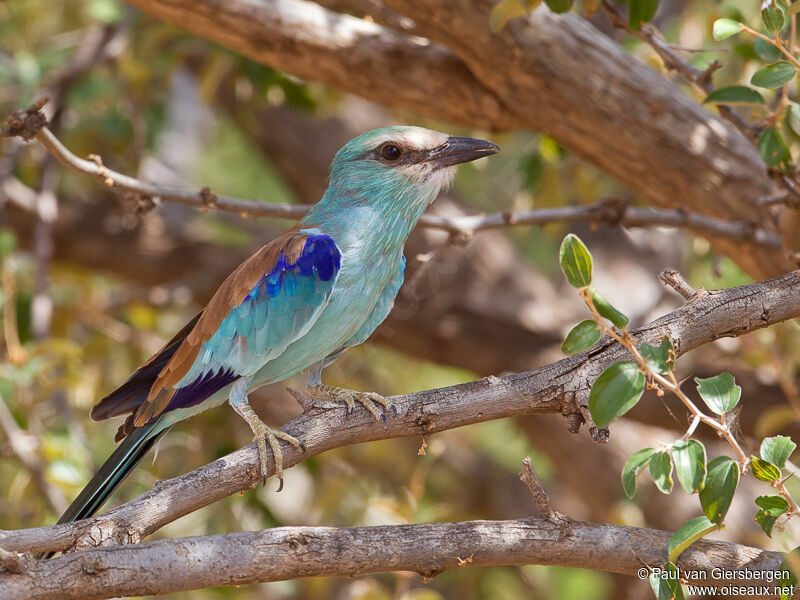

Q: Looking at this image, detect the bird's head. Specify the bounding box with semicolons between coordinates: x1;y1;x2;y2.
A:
314;126;499;234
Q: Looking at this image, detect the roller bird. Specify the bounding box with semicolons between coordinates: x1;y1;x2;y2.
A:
53;126;500;531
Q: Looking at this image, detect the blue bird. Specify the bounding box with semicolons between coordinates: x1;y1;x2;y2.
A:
52;126;500;532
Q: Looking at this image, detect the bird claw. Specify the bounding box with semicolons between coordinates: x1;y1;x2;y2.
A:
310;385;394;427
243;415;303;490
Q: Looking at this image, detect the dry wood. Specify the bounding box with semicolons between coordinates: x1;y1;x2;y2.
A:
1;518;785;599
7;123;777;247
122;0;790;278
1;271;799;559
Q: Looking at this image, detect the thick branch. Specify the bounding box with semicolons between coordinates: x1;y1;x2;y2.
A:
2;271;799;556
8;123;782;247
122;0;789;278
125;0;512;130
2;518;784;599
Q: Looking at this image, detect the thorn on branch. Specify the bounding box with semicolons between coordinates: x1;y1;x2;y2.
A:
699;60;723;85
0;97;49;140
659;269;706;302
520;457;567;525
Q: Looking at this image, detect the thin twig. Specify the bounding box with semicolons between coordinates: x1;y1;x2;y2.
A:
0;108;782;248
520;457;563;521
3;271;799;557
658;269;705;301
601;1;760;141
580;282;800;517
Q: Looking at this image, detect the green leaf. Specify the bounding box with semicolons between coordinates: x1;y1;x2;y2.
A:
650;562;686;600
668;516;720;563
755;36;783;61
639;336;675;375
671;439;706;494
590;288;629;329
489;0;542;32
649;451;674;494
758;126;793;171
562;320;602;354
755;511;780;537
559;234;592;288
703;86;765;106
622;447;658;498
588;361;645;427
751;62;796;88
712;18;743;40
755;495;789;515
694;373;741;415
790;2;800;17
87;0;124;23
761;435;797;468
763;4;786;33
544;0;572;13
755;495;789;537
629;0;658;30
750;456;782;482
699;456;740;524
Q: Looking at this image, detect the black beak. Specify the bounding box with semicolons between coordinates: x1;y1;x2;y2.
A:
426;136;500;168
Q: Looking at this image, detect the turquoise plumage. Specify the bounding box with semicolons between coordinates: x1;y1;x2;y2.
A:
47;126;499;542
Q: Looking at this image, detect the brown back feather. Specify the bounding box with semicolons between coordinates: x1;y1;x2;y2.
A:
133;224;305;426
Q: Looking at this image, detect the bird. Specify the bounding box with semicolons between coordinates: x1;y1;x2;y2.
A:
50;125;500;535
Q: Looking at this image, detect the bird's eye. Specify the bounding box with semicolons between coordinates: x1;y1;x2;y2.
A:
380;144;402;161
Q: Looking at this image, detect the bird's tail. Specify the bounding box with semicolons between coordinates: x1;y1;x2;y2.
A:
39;418;168;558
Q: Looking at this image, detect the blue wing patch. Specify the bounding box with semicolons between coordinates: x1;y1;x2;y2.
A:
164;233;341;413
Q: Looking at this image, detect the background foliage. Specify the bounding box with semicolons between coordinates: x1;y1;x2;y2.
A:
1;0;799;598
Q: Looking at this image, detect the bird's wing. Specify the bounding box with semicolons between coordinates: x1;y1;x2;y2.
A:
91;225;341;435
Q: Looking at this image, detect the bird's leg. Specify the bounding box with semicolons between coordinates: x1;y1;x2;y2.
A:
229;377;302;488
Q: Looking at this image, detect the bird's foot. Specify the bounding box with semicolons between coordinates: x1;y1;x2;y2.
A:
309;384;396;427
231;396;303;489
253;420;303;490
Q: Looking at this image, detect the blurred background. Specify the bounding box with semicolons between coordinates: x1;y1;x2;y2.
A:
1;0;799;598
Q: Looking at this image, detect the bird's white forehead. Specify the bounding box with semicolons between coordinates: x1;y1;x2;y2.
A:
371;127;449;151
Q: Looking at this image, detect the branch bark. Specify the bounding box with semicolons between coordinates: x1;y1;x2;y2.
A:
1;518;785;599
2;271;799;557
11;123;779;247
122;0;791;278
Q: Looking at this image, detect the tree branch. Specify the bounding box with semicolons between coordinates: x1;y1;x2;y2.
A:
116;0;792;277
3;118;782;247
1;518;785;599
2;271;799;558
125;0;512;130
600;0;760;141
